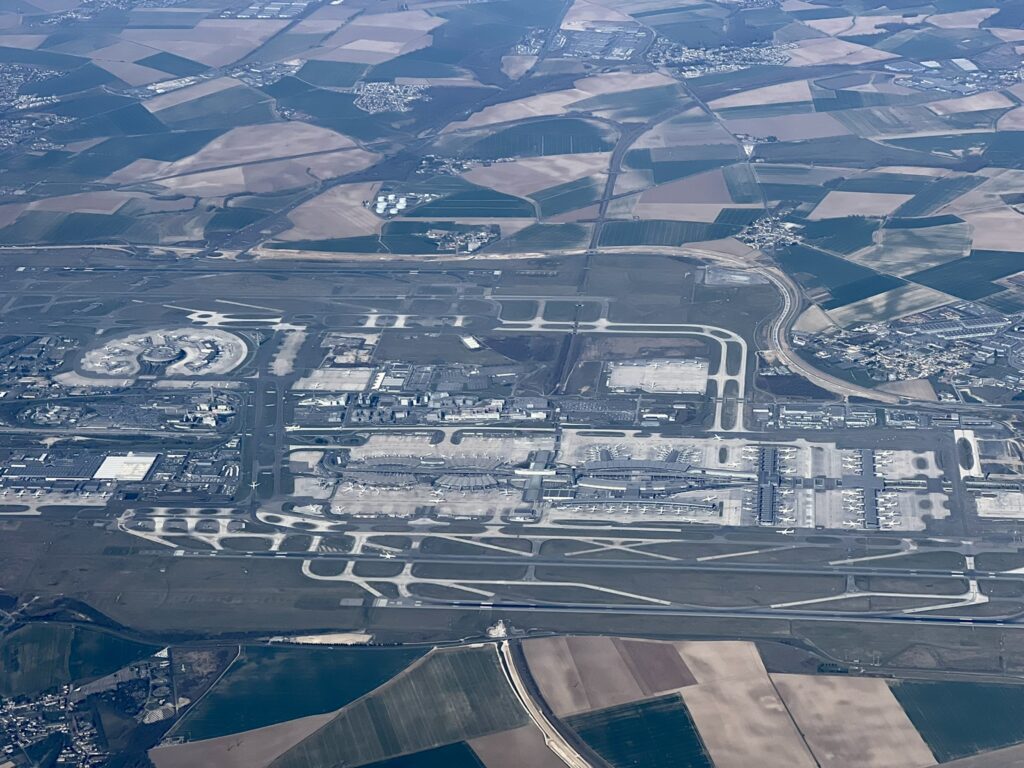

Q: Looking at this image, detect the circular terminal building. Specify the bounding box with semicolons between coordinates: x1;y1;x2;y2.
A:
80;328;248;378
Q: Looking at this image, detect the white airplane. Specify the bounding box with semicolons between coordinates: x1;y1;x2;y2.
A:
843;520;859;528
380;551;396;559
249;480;259;490
702;496;717;503
712;434;723;441
778;528;795;535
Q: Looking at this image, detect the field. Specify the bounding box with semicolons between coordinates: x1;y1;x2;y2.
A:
269;646;528;768
567;695;712;768
173;645;425;741
469;724;566;768
598;220;738;247
523;635;696;716
676;641;817;768
891;682;1024;762
279;182;383;241
445;71;676;131
773;675;935;767
826;283;953;327
0;623;156;697
462;152;610;197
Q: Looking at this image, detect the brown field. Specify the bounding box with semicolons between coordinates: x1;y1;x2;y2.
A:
108;122;374;197
149;711;334;768
682;678;816;768
127;123;355;179
89;39;159;62
446;71;674;131
807;13;926;36
724;112;850;140
851;220;970;274
792;304;836;334
997;107;1024;130
462;152;609;197
928;91;1014;115
523;635;695;717
826;284;953;327
281;182;383;241
709;79;812;110
992;27;1024;42
634;109;736;148
639;168;732;204
926;8;998;28
772;675;935;767
675;641;815;768
548;203;600;223
877;378;938;401
808;190;912;220
785;37;896;66
120;19;288;67
95;59;167;86
674;641;765;684
144;78;240;113
632;202;760;222
0;204;23;228
25;190;137;214
561;0;635;30
147;149;378;197
290;4;358;35
501;55;537;79
962;209;1024;252
306;10;442;64
0;34;46;48
873;165;951;177
469;724;566;768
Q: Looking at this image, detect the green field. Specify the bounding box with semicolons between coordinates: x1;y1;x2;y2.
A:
176;645;425;741
532;176;602;218
567;695;712;768
457;118;616;159
891;681;1024;761
0;624;157;697
799;216;879;254
486;223;591;252
361;742;484;768
406;188;535;218
598;220;737;247
907;250;1023;300
271;646;527;768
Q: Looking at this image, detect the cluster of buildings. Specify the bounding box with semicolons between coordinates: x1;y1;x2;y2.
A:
368;190;443;218
513;27;547;56
1;651;177;768
416;155;478;176
0;446;241;501
229;61;302;88
1;686;106;767
552;23;648;61
648;38;793;78
0;335;76;398
426;225;499;253
887;58;1023;96
346;392;550;425
736;215;801;250
750;403;879;431
353;81;428;114
796;303;1024;396
221;0;315;19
